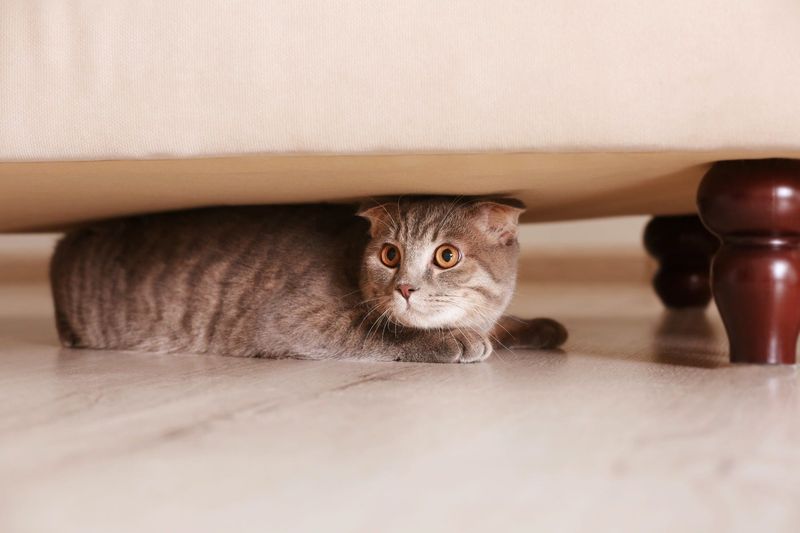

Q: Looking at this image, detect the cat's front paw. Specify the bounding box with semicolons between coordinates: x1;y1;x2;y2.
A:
453;330;493;363
412;334;463;364
398;332;488;364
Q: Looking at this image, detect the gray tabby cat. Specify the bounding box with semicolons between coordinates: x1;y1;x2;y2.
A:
50;197;566;363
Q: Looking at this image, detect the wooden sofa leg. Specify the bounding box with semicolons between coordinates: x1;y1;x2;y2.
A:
643;215;718;309
698;159;800;365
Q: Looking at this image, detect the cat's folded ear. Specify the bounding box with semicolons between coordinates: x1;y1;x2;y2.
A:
470;198;526;245
356;199;396;238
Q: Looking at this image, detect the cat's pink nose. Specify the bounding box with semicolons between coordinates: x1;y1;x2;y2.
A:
396;284;417;300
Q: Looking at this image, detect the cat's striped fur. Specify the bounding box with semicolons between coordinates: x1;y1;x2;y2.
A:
51;198;566;363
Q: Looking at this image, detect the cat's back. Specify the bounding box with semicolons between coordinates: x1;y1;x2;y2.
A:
50;204;360;353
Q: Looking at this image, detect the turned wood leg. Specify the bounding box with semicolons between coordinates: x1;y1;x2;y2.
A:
643;215;718;309
698;158;800;365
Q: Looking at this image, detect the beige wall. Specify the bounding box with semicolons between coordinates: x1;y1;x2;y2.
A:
517;216;651;284
520;216;646;251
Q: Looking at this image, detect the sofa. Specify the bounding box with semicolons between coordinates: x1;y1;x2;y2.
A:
2;1;800;364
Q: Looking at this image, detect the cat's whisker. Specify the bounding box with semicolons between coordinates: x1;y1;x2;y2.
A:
338;288;365;300
492;321;514;338
355;301;385;333
381;312;395;343
357;296;384;307
376;202;398;231
373;216;397;235
363;307;386;335
375;311;392;343
366;309;391;344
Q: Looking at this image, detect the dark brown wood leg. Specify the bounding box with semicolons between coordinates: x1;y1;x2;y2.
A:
643;215;718;309
698;158;800;365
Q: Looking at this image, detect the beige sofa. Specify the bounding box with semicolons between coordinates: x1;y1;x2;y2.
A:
3;1;800;363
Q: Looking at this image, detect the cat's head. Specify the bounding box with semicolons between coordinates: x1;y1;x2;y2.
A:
357;196;524;331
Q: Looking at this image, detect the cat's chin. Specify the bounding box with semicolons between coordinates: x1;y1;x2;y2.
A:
389;303;467;330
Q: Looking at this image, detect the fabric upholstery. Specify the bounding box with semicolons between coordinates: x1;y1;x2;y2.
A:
3;150;799;232
2;0;800;160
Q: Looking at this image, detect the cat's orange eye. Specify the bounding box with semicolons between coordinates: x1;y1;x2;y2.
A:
433;244;461;269
380;243;401;268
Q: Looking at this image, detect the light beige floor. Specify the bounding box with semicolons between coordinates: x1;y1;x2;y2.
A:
2;241;800;533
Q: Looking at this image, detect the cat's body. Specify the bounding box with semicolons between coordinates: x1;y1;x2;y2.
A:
51;198;566;363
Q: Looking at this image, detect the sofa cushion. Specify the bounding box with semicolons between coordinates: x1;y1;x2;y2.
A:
2;0;800;160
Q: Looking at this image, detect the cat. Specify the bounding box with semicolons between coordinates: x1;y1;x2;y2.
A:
50;197;567;363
